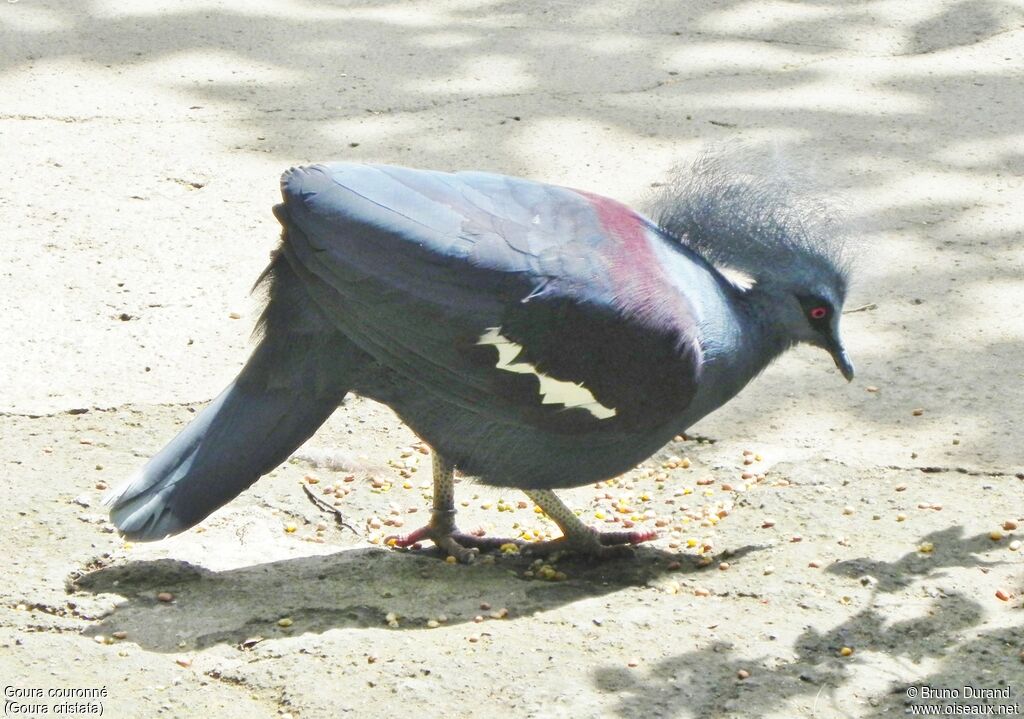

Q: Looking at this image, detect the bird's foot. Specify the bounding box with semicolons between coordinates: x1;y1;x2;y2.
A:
522;527;657;560
385;518;514;564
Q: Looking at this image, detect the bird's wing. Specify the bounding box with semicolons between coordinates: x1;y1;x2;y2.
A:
276;163;705;433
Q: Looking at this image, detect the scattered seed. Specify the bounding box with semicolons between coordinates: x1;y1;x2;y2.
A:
693;587;710;597
896;513;907;522
911;408;924;416
737;669;750;680
277;617;293;628
995;588;1011;602
627;658;640;668
761;518;776;528
895;484;907;492
763;566;774;576
790;535;803;543
990;530;1004;542
426;619;440;628
808;560;822;569
175;657;192;668
918;542;934;553
842;506;854;515
284;523;298;533
112;631;128;640
1009;540;1021;551
157;592;174;603
718;562;730;571
839;646;854;657
1003;520;1018;531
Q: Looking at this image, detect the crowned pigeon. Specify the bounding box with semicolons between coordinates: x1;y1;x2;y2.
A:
108;152;854;561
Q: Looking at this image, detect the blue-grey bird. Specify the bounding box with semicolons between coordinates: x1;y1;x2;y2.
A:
107;151;854;561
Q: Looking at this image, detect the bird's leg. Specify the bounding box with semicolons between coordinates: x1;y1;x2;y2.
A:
520;489;656;559
385;452;509;563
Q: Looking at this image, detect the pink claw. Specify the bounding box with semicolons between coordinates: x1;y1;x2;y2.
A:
628;530;658;544
385;526;432;548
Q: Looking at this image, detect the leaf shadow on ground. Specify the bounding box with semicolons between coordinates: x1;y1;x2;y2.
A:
590;525;1022;717
3;0;1023;463
6;0;1024;462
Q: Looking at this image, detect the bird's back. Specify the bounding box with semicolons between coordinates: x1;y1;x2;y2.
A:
274;163;736;488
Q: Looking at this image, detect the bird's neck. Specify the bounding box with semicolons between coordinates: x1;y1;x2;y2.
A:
733;286;796;371
676;284;792;425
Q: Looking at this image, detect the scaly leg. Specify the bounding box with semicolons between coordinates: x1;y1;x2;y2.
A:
521;489;656;558
385;452;509;563
386;453;656;561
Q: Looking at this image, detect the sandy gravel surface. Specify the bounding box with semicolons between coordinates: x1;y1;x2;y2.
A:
1;2;1021;718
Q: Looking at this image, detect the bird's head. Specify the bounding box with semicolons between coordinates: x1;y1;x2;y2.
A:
768;264;855;381
652;145;857;381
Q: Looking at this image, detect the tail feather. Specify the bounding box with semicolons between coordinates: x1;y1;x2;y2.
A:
108;249;364;540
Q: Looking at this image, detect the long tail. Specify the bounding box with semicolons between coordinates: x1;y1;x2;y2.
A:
107;249;365;540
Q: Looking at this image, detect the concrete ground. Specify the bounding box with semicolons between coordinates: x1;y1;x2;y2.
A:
1;1;1021;717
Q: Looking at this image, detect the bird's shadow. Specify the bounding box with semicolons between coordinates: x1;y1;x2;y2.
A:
71;543;766;652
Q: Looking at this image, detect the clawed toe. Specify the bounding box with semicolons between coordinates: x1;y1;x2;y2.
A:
386;525;520;564
521;527;657;559
388;523;656;562
597;529;658;546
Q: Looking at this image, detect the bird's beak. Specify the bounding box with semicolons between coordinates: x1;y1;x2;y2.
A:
828;337;855;382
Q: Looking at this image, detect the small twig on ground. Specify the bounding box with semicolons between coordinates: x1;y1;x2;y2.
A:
844;303;877;314
302;484;358;535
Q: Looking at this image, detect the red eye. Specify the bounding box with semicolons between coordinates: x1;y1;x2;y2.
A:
810;306;828;320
